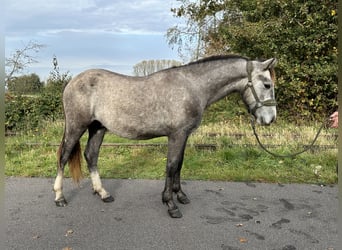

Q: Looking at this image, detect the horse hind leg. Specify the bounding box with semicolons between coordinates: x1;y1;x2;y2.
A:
84;121;114;203
54;127;85;207
54;143;67;206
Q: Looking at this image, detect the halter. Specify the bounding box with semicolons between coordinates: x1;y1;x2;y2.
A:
244;61;277;114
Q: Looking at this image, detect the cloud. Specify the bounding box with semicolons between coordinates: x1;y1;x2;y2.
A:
5;0;178;36
5;0;181;78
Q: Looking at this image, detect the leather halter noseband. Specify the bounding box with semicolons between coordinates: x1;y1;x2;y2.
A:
243;61;277;114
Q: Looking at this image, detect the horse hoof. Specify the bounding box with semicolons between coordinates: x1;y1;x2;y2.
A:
177;195;190;204
55;198;67;207
168;208;183;218
102;195;114;203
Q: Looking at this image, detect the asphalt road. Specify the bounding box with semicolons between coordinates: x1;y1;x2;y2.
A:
5;177;337;250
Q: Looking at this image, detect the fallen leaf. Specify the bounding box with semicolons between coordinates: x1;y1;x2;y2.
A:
65;229;74;237
239;237;248;243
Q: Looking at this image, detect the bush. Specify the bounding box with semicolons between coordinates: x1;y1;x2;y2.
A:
5;93;39;131
219;0;338;122
5;70;70;133
5;91;64;132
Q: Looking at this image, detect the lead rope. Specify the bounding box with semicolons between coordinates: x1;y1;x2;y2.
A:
250;117;328;158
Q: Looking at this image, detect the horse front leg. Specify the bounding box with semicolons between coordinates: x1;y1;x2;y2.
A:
85;123;114;203
162;132;189;218
171;147;190;204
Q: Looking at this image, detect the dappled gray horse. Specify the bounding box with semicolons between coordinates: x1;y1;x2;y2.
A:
54;55;277;218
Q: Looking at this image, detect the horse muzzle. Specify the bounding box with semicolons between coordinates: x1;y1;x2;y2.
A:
254;105;277;125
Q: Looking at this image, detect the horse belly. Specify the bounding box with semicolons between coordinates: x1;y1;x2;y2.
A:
95;105;172;140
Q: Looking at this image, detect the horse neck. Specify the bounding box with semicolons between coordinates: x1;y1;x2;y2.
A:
186;60;248;107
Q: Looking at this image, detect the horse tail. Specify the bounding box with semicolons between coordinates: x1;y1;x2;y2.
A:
68;141;83;183
57;140;83;184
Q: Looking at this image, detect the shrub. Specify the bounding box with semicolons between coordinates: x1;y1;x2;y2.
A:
5;71;70;133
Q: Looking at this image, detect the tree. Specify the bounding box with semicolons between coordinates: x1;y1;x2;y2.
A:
45;55;72;92
166;0;224;61
5;40;45;87
133;59;182;76
168;0;338;121
41;55;72;120
7;73;43;94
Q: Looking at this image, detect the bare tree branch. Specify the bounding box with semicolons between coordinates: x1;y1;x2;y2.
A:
5;40;46;84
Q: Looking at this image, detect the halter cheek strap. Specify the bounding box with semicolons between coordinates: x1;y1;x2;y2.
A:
244;61;277;114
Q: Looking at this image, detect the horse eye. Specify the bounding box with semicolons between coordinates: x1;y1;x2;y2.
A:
264;83;271;89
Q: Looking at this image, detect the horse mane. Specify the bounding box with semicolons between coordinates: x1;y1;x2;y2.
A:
161;54;276;84
189;55;277;83
157;54;248;73
188;54;249;66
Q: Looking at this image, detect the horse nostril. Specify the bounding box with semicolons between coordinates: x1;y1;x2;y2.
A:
261;116;275;126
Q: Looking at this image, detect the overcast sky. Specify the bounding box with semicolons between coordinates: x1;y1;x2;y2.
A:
5;0;182;80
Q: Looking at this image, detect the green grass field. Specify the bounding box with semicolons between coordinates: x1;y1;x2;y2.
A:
5;117;338;184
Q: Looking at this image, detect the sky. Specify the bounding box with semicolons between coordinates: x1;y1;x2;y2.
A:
5;0;182;80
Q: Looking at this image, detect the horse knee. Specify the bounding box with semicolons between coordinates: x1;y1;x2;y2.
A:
166;160;179;177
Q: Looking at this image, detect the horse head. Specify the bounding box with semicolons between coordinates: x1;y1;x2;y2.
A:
242;58;277;125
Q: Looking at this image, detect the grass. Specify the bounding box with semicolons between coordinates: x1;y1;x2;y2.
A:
5;117;338;184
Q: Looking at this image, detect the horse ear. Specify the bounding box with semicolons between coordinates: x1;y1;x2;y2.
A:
262;58;277;70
